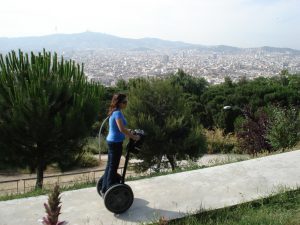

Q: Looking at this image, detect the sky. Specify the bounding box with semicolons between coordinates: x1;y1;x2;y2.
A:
0;0;299;49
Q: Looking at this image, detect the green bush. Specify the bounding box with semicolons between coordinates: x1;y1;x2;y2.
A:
83;137;99;155
99;136;109;154
77;153;98;168
266;106;300;151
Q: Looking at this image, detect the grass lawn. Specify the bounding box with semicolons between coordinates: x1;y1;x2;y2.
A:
155;188;300;225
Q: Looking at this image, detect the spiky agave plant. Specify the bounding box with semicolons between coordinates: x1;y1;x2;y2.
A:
42;184;67;225
158;216;169;225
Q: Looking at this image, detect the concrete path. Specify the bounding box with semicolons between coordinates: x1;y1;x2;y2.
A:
0;150;299;225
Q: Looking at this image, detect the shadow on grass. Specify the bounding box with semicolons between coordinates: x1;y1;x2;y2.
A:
116;198;186;223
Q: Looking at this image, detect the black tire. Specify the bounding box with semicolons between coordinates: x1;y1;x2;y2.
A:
104;184;134;214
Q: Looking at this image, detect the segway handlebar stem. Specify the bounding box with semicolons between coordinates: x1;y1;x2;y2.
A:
121;129;145;184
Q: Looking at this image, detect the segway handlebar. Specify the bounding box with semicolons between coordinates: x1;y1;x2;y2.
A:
126;129;145;153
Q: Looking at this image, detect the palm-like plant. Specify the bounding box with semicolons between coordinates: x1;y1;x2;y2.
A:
42;184;67;225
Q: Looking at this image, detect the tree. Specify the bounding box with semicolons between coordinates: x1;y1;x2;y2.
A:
235;106;272;155
168;69;209;96
125;78;207;171
0;50;104;189
168;70;210;127
266;107;300;151
200;74;300;131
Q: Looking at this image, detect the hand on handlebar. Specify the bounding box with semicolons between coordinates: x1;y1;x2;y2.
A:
132;135;141;141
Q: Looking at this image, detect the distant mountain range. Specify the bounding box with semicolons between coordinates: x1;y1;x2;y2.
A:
0;31;299;54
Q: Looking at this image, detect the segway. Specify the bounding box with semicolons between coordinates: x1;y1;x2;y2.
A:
96;129;145;214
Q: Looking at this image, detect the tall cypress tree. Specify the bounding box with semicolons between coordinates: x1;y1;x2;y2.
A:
0;49;104;189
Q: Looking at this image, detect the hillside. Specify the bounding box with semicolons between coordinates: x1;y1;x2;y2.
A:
0;32;299;54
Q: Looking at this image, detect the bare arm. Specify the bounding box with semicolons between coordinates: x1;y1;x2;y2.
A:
115;118;139;140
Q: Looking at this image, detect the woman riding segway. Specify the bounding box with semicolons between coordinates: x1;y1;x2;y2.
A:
100;93;140;196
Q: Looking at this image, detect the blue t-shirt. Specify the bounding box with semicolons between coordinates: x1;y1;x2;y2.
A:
106;110;127;142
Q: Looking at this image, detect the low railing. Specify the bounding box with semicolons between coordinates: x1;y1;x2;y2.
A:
0;160;175;196
0;166;136;196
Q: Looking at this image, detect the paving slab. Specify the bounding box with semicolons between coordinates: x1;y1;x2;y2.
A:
0;150;300;225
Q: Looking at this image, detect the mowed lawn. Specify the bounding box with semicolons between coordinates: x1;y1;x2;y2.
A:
155;188;300;225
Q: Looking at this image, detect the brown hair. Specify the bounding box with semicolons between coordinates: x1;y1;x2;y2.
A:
107;93;127;116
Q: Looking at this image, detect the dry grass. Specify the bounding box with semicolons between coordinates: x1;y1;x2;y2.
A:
205;128;239;154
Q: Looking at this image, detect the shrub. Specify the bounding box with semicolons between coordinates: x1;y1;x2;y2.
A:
205;128;237;154
235;107;272;155
77;152;98;168
266;106;300;151
83;137;99;155
99;136;109;154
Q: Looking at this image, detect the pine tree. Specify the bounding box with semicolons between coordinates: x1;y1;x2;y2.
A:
0;49;104;189
125;78;207;171
266;107;300;151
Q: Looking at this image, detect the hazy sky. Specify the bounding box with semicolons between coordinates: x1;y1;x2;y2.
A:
0;0;299;49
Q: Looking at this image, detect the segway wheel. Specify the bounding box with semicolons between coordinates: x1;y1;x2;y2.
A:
104;184;134;214
96;173;122;197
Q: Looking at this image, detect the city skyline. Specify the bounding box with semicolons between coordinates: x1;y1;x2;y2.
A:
0;0;299;50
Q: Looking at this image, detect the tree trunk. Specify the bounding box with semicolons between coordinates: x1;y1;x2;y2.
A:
166;154;176;171
36;163;44;189
36;152;45;189
153;155;162;173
